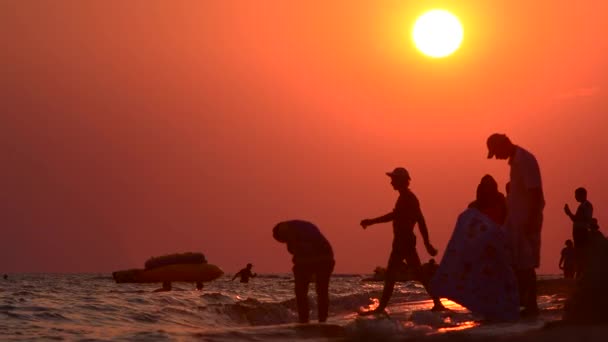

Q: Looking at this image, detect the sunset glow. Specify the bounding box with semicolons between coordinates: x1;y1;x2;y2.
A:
412;9;464;58
3;0;608;279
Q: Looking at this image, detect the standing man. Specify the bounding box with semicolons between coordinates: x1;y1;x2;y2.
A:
564;187;593;278
487;133;545;317
273;220;335;323
360;167;445;314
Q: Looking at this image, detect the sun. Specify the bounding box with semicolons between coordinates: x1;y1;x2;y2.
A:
412;9;464;58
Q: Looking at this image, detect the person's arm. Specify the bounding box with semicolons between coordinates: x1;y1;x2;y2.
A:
231;271;241;281
413;196;437;256
523;157;544;231
417;209;437;256
361;212;394;229
526;187;544;231
559;251;564;269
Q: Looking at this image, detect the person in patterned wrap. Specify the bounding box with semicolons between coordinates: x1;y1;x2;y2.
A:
431;174;519;321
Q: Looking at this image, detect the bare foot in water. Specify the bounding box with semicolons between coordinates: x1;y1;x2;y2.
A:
358;307;389;316
431;303;449;312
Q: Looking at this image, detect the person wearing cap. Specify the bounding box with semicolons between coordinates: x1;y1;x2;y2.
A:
564;187;593;278
487;133;545;317
232;263;257;283
273;220;335;323
359;167;445;314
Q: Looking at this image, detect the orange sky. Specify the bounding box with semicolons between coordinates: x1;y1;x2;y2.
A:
1;1;607;274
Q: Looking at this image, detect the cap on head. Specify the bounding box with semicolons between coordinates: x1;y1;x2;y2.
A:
386;167;410;180
486;133;509;159
247;263;253;268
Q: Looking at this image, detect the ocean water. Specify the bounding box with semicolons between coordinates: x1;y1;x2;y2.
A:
0;273;566;341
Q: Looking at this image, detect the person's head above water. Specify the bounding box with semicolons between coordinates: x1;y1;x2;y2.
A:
566;239;573;248
486;133;515;160
246;263;253;269
575;187;588;202
386;167;410;190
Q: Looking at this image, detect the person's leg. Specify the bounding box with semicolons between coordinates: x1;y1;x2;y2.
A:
404;248;445;310
315;260;335;323
525;268;538;312
293;264;312;323
517;268;538;316
516;269;526;307
376;251;402;311
573;228;587;279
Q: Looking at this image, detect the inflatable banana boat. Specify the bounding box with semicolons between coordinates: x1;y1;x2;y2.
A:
112;252;223;283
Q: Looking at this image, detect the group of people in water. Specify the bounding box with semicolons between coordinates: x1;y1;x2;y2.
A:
261;133;604;324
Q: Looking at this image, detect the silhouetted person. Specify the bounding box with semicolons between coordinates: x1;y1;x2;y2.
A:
360;167;445;314
195;281;204;290
564;218;608;323
153;281;172;292
559;240;576;279
421;259;438;282
564;187;593;278
232;263;257;283
588;218;604;241
431;175;519;321
273;220;335;323
487;133;545;317
468;174;507;225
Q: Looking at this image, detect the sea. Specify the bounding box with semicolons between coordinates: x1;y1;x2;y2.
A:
0;273;566;341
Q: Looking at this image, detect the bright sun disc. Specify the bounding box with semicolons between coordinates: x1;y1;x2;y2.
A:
413;9;463;58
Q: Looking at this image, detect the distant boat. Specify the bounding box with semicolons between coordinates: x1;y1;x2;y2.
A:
112;252;223;284
362;260;438;282
361;265;416;282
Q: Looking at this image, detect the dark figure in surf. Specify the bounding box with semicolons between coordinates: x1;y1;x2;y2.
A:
273;220;335;323
564;187;593;278
195;281;204;290
153;281;172;292
559;240;576;279
564;218;608;323
421;259;439;282
232;263;257;283
360;167;445;314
